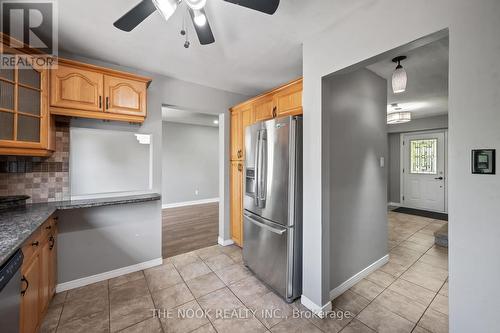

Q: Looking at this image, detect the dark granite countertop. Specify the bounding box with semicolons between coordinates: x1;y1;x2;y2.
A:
0;193;161;266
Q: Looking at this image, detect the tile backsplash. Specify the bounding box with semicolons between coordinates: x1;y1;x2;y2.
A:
0;122;70;203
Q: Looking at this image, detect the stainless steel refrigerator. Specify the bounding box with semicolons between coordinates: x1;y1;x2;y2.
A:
242;115;302;303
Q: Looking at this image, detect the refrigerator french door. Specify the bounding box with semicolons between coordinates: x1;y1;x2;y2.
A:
242;115;302;302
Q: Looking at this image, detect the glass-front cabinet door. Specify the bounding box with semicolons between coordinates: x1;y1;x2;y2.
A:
0;54;50;155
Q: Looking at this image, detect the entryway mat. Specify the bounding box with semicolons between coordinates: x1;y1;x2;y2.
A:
393;207;448;221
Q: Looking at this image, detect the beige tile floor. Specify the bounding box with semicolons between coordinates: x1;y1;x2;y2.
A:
40;211;448;333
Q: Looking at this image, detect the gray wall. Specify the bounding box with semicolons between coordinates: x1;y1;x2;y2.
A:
387;115;448;203
162;122;219;204
387;133;401;203
56;51;248;283
302;1;500;331
322;68;388;290
57;201;161;283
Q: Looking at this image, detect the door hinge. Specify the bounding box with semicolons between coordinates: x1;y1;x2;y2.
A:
402;196;405;201
403;168;405;173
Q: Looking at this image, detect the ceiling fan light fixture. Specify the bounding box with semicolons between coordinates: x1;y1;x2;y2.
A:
185;0;207;10
152;0;178;21
193;10;207;26
392;56;407;94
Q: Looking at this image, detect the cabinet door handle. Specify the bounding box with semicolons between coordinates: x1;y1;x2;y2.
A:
272;106;277;118
238;163;242;172
105;97;109;110
21;275;29;296
49;236;55;250
31;241;39;247
45;225;52;230
99;96;102;108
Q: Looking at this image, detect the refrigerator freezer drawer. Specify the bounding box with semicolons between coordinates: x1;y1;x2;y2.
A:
243;212;295;301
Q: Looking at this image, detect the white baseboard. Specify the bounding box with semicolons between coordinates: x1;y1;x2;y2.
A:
388;202;402;207
329;254;389;300
56;257;163;293
218;236;234;246
162;197;219;209
301;295;333;318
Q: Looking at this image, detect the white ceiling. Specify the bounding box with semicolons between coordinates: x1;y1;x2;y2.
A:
57;0;372;95
162;107;219;127
367;37;449;119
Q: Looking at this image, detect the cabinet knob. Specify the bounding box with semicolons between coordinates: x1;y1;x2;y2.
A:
49;236;55;250
21;275;29;296
45;225;52;230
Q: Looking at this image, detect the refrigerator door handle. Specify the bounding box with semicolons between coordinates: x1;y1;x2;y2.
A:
244;213;286;235
254;130;261;206
258;129;267;207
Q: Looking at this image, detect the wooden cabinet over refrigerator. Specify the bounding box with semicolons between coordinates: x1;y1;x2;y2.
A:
229;78;302;246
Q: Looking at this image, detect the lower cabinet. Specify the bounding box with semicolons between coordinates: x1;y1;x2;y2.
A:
20;251;40;333
230;161;244;246
20;216;58;333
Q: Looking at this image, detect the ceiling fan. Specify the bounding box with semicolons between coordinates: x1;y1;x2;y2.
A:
113;0;280;46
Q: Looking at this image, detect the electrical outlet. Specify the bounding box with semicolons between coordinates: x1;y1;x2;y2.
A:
195;189;199;196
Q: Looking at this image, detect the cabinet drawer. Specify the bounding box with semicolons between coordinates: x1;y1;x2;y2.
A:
22;228;42;262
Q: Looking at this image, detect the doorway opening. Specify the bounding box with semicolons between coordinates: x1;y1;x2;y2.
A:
322;30;449;331
161;107;223;258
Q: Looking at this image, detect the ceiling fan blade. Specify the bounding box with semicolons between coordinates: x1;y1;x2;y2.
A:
113;0;157;32
188;8;215;45
223;0;280;15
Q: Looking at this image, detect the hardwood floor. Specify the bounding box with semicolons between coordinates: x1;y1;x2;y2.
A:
162;202;219;258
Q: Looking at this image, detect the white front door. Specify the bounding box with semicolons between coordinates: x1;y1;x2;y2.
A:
402;131;447;212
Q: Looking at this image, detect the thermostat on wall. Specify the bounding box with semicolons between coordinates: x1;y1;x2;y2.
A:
472;149;496;174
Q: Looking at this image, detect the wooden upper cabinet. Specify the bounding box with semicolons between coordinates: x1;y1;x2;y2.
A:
50;63;103;112
49;58;151;123
104;75;147;116
253;96;274;122
0;52;54;157
274;79;303;117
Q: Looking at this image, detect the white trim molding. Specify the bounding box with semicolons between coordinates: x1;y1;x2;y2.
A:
301;295;333;318
162;197;219;209
218;236;234;246
388;202;402;207
55;257;162;293
329;255;389;300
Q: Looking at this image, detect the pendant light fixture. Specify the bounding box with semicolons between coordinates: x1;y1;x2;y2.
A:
391;56;407;94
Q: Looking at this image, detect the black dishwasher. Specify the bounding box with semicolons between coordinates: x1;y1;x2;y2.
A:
0;249;23;333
